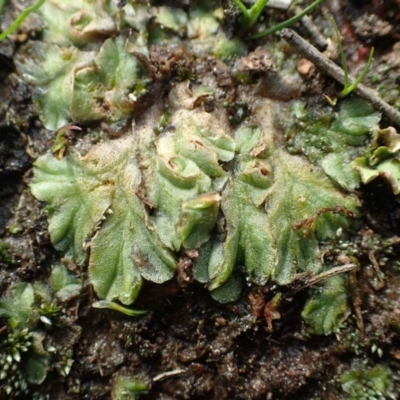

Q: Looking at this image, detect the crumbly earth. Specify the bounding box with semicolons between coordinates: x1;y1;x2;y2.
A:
1;1;400;399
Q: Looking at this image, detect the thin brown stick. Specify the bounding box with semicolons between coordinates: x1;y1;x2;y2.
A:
305;263;357;287
368;250;385;290
290;263;357;293
300;14;328;50
281;28;400;127
153;369;186;382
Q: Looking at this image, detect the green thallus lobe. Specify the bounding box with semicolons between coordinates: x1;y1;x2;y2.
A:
30;85;361;309
21;1;395;336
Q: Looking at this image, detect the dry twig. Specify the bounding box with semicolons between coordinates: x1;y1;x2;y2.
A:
281;28;400;127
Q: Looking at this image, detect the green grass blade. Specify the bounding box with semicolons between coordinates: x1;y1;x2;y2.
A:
251;0;323;39
331;17;349;88
340;47;374;98
248;0;269;26
0;0;7;18
0;0;45;42
232;0;250;24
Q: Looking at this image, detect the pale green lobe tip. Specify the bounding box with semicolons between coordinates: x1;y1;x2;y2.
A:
112;376;148;400
16;37;141;130
269;151;359;271
288;97;381;191
31;152;114;265
0;283;35;330
240;160;272;191
179;193;221;249
351;126;400;195
235;126;261;154
27;355;49;385
31;134;177;305
210;273;242;303
149;103;235;252
341;365;394;398
353;157;400;195
156;6;188;35
302;274;350;335
321;153;361;190
158;156;201;189
89;188;176;304
200;146;358;294
49;264;81;302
